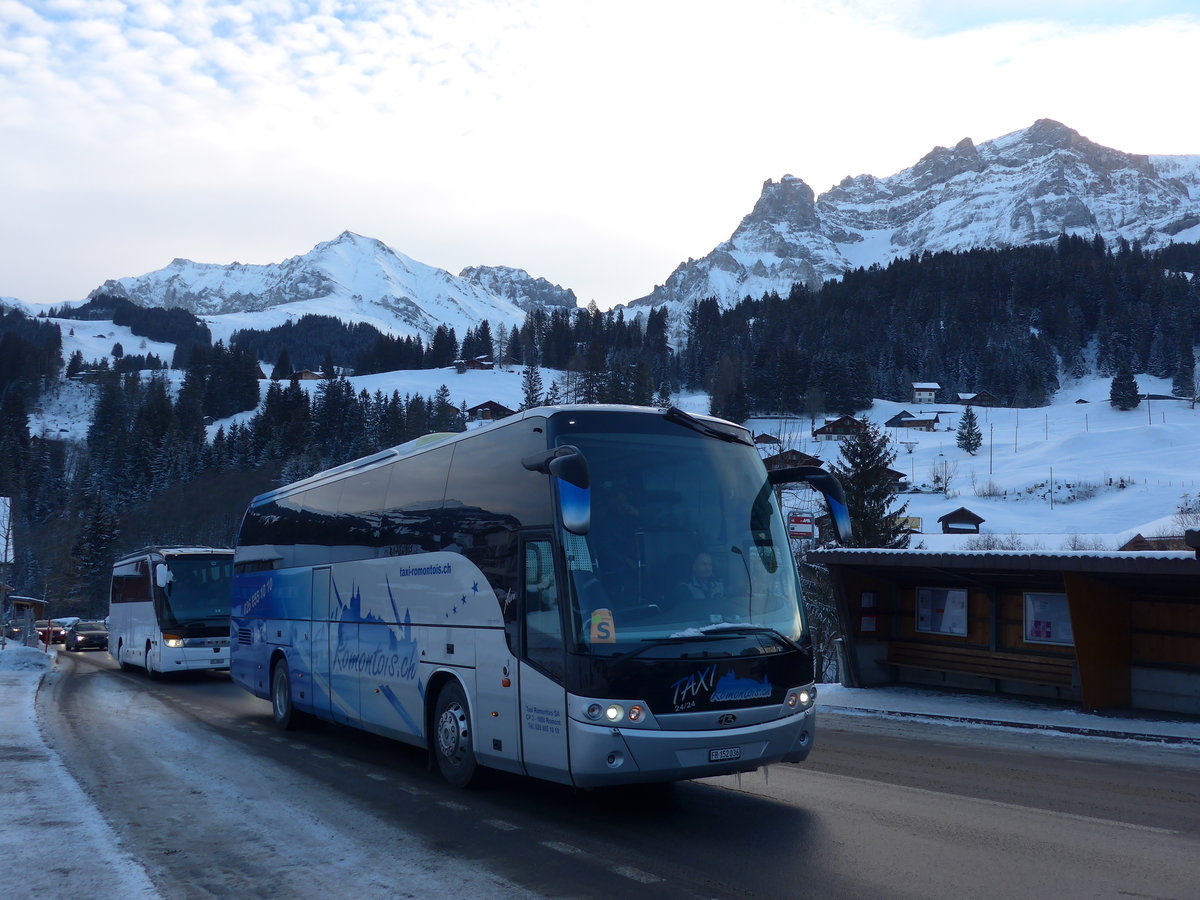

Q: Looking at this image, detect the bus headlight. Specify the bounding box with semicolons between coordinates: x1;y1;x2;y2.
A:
163;636;185;648
786;687;816;712
576;698;653;727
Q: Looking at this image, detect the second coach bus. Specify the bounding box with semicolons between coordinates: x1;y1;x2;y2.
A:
230;405;850;787
109;546;234;676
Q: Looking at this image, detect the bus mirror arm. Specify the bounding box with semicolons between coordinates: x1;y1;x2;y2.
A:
522;445;589;490
767;466;853;545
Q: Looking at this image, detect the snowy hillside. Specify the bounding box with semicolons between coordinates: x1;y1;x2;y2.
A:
632;119;1200;312
749;375;1200;552
27;330;1200;552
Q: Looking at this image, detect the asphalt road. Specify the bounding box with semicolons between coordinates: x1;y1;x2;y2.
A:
42;651;1200;899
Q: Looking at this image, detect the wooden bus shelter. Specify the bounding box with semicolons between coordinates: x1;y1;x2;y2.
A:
810;540;1200;715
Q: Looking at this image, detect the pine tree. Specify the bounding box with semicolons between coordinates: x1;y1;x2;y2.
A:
431;384;458;432
71;490;120;600
1109;368;1141;410
520;364;544;411
956;406;983;455
1173;339;1196;399
65;350;85;379
708;353;747;422
829;420;909;548
271;347;293;380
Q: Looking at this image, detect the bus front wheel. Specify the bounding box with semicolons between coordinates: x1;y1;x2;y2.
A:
271;658;297;730
433;681;478;788
144;642;160;680
115;641;131;672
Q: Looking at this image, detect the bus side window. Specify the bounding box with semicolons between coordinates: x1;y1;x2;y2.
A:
136;560;154;604
523;539;564;679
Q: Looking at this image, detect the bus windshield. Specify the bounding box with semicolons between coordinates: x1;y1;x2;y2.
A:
159;555;233;628
553;423;805;656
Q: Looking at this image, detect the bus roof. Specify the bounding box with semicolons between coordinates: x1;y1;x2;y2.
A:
112;546;234;565
247;404;747;509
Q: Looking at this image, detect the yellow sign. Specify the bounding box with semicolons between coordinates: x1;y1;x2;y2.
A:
590;608;616;643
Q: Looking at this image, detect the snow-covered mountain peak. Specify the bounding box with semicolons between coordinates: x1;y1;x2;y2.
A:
631;119;1200;312
86;232;546;342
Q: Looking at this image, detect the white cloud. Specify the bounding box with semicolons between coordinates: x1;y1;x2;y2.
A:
1;0;1198;309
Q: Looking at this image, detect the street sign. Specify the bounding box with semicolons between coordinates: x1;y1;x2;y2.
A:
788;513;814;538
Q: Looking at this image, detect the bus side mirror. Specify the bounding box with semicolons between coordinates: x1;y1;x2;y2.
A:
523;445;590;534
768;466;853;545
154;564;173;589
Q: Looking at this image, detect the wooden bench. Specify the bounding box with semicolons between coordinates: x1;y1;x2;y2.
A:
883;641;1074;688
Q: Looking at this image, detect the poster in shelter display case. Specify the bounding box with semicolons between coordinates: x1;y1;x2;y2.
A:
916;587;968;636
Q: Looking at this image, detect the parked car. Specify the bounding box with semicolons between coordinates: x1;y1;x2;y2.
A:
62;620;109;651
35;620;69;644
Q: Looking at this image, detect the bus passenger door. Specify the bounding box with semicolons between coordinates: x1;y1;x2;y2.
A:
311;567;333;719
518;536;571;784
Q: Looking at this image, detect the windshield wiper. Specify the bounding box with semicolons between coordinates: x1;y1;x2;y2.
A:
609;628;770;663
609;635;698;663
696;623;800;651
662;406;753;446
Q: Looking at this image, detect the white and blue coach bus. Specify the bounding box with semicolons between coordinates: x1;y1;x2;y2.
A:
230;405;851;787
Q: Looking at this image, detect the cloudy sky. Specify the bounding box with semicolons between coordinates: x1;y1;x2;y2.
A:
3;0;1198;310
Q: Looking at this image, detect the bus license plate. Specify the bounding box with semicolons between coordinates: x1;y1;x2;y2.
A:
709;747;741;762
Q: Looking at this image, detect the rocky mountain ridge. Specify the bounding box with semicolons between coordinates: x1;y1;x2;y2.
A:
630;119;1200;310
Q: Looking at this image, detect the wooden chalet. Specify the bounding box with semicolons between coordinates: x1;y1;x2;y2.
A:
813;416;865;442
957;389;1001;407
762;449;824;471
454;356;495;372
466;400;515;422
886;412;940;432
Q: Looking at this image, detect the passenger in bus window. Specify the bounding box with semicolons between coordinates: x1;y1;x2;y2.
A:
674;551;725;605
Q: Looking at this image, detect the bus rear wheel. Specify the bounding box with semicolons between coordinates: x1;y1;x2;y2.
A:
271;658;297;730
115;641;131;672
433;681;478;788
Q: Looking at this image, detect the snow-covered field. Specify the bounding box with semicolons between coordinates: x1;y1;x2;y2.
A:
746;374;1199;550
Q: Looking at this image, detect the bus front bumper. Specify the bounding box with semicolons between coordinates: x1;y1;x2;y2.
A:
567;707;814;788
165;645;231;670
